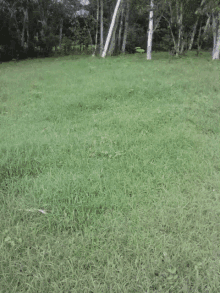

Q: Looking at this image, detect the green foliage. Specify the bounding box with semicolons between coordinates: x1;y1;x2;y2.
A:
44;33;60;51
62;36;73;53
0;0;218;61
135;47;145;54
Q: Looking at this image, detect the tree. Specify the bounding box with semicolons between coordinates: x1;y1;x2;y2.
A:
195;0;220;59
162;0;185;56
196;13;211;55
0;0;218;62
107;0;124;56
101;0;122;58
212;11;220;59
147;0;154;59
188;18;199;50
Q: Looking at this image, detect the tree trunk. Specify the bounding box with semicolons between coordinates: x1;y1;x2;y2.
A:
212;12;220;59
100;0;103;55
102;0;123;58
21;8;28;48
147;0;154;60
188;19;198;50
166;17;177;52
108;0;124;56
199;14;211;50
121;0;130;53
153;14;163;33
189;0;209;50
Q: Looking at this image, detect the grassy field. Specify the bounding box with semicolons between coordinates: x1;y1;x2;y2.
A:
0;51;220;292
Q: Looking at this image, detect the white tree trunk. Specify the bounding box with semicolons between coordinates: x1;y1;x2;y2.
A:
102;0;122;58
108;0;124;56
147;0;154;60
121;0;130;53
212;12;220;59
189;0;208;50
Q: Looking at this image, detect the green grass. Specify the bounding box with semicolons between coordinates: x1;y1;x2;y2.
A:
0;51;220;292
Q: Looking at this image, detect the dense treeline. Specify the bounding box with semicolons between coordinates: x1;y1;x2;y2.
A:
0;0;218;62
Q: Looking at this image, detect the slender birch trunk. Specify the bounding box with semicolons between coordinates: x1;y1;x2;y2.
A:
154;14;163;32
189;0;208;51
108;0;124;56
212;12;220;59
147;0;154;60
102;0;123;58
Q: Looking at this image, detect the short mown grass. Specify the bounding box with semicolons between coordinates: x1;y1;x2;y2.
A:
0;51;220;292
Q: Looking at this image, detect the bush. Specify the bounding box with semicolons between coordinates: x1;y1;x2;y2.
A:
62;36;73;53
36;33;59;57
